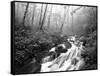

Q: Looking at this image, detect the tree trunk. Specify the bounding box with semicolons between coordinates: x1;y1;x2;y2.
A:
47;5;53;29
22;3;29;26
39;4;43;26
32;4;36;26
56;19;58;30
60;6;67;33
56;15;60;31
40;4;48;30
71;12;74;35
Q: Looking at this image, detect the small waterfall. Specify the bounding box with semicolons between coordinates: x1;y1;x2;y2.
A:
41;36;85;72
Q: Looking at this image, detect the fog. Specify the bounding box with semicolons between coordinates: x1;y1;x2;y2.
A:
15;2;97;35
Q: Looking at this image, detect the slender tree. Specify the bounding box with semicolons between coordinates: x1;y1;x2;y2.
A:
47;5;53;29
60;6;67;33
56;17;58;31
66;6;69;27
31;4;36;26
56;14;60;31
71;7;74;35
39;4;43;26
22;3;29;26
40;4;48;30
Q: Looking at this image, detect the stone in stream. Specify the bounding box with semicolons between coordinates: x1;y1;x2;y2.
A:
42;41;72;63
71;58;79;65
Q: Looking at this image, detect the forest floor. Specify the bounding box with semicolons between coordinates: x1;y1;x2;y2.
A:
14;26;97;74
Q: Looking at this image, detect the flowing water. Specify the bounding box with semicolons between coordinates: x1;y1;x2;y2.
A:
41;36;85;72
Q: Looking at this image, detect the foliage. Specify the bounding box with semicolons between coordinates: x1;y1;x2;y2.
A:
14;23;70;74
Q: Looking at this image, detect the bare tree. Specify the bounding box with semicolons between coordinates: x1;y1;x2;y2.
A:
56;17;58;31
47;5;53;29
31;4;36;26
39;4;43;26
59;6;67;33
22;3;29;26
71;7;74;35
55;14;60;31
66;6;69;27
40;4;48;30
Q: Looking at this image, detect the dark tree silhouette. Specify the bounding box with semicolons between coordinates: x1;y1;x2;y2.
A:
39;4;43;26
32;4;36;26
40;4;48;30
22;3;29;26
